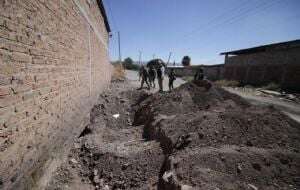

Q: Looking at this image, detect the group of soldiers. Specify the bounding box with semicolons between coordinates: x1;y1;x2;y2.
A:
138;58;205;92
138;61;176;92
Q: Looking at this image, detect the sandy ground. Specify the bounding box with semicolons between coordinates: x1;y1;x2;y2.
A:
224;87;300;123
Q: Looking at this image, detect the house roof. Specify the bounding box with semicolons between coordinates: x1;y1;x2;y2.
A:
220;39;300;55
96;0;111;33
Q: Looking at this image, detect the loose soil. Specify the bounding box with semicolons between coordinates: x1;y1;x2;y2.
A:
46;79;300;190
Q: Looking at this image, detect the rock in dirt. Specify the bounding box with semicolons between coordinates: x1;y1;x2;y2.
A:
248;183;258;190
181;184;194;190
112;113;120;119
237;163;243;173
69;158;78;164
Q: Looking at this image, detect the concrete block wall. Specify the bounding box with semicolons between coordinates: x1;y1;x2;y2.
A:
0;0;112;189
224;47;300;91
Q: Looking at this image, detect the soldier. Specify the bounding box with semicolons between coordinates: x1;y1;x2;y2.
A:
156;65;164;92
168;69;176;91
193;67;212;90
146;59;166;92
139;66;150;90
194;68;204;81
148;66;156;88
138;66;143;81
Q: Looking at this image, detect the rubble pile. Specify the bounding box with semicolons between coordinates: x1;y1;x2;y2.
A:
134;81;300;189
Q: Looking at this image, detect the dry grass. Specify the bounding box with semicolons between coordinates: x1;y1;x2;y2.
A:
262;82;281;91
112;63;125;81
181;76;194;82
214;80;240;87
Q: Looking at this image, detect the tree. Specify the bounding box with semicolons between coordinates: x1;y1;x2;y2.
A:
123;57;140;70
182;56;191;66
123;57;134;66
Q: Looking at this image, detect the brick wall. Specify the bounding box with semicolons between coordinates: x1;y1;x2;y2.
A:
224;47;300;91
0;0;112;188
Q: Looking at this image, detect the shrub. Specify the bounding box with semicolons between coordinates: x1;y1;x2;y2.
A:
112;63;125;80
123;57;140;71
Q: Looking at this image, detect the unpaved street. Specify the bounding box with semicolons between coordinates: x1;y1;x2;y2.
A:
225;87;300;123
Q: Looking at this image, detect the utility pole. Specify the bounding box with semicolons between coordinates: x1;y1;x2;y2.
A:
118;31;122;64
139;51;142;65
167;52;172;65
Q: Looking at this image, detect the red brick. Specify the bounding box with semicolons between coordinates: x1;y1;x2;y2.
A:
11;52;31;63
0;85;11;97
11;84;31;94
0;1;112;188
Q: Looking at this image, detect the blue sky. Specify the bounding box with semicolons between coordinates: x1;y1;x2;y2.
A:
103;0;300;65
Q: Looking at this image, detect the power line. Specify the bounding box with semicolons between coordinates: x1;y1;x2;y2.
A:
215;0;281;31
183;0;273;41
184;1;290;63
161;0;264;60
166;52;172;65
138;50;142;65
203;0;282;44
182;0;252;39
170;0;283;57
104;0;118;31
118;31;122;62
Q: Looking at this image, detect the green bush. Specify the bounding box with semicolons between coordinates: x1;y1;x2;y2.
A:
123;57;140;71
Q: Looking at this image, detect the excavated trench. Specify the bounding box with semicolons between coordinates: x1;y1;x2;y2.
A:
76;88;180;190
47;80;300;190
133;100;182;190
47;81;177;190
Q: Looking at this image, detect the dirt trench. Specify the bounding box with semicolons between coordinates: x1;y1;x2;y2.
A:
46;80;300;190
46;80;177;190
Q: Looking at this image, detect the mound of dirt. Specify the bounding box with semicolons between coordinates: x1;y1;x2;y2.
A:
134;81;300;190
47;80;300;190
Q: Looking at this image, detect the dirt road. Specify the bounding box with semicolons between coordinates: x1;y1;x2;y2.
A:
225;87;300;123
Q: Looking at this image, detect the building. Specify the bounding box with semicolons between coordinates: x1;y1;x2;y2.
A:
0;0;112;189
165;64;224;81
220;40;300;91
